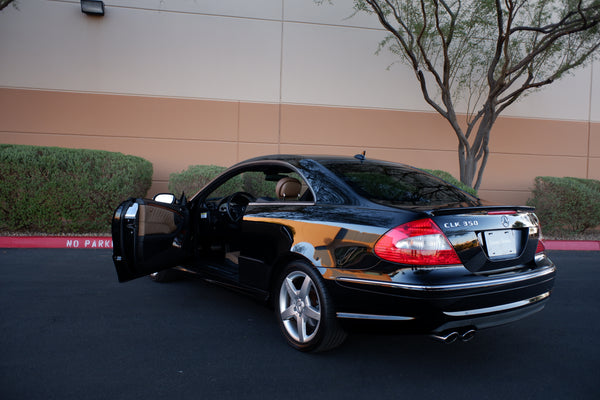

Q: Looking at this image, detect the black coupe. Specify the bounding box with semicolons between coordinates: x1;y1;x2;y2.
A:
112;155;556;352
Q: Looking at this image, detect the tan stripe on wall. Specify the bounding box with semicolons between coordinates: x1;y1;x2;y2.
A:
1;88;598;204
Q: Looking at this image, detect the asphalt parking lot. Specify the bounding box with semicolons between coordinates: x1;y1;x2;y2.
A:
1;249;598;400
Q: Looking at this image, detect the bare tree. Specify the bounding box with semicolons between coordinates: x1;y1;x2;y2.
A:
0;0;15;11
349;0;600;189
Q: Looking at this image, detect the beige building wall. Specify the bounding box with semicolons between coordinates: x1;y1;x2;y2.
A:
1;0;598;205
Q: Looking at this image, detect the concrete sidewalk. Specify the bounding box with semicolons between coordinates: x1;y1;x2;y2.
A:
0;236;598;251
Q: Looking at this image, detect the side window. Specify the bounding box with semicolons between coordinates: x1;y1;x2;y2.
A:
268;172;313;202
207;174;244;199
241;171;277;199
206;168;313;202
244;171;312;202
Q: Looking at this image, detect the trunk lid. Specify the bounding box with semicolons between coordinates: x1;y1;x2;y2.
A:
429;206;541;274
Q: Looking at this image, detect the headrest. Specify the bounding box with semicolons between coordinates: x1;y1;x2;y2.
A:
276;177;302;200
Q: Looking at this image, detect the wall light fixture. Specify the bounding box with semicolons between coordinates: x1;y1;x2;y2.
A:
81;0;105;16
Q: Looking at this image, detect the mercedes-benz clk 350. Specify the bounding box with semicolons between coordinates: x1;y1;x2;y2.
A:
112;155;556;352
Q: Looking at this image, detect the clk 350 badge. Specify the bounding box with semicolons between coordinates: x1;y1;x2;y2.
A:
444;220;479;228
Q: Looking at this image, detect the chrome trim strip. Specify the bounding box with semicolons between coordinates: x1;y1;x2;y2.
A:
443;292;550;317
336;265;556;292
336;312;414;321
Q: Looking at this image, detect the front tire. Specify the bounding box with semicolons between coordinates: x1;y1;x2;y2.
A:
275;260;347;352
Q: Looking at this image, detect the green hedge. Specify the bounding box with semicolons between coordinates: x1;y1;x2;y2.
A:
423;169;478;197
168;165;272;198
168;165;228;197
528;176;600;235
0;145;153;234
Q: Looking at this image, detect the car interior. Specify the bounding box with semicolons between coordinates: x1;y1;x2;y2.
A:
202;167;313;224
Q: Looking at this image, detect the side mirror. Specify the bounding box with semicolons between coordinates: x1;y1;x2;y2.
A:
153;193;176;204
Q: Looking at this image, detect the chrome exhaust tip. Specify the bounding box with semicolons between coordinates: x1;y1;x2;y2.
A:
431;331;459;344
460;329;477;342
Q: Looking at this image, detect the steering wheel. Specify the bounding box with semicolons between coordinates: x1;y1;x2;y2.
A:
223;192;255;223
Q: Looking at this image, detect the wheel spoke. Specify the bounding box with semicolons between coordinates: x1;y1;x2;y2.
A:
304;305;320;322
284;277;299;298
299;275;312;299
280;305;296;321
297;315;306;343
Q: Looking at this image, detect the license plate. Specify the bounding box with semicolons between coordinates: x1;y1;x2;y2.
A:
485;230;518;260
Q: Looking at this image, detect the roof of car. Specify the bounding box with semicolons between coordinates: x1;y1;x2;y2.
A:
241;154;351;163
238;154;410;169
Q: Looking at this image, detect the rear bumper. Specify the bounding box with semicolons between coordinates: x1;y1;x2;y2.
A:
335;264;555;292
325;259;556;333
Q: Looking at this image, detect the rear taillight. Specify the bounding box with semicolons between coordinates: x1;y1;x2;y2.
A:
535;239;546;253
535;221;545;254
374;218;461;265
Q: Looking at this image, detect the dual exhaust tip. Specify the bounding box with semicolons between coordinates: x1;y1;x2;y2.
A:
431;329;477;344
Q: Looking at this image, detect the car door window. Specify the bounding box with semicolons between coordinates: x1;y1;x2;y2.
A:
207;174;244;200
241;171;277;199
206;169;312;203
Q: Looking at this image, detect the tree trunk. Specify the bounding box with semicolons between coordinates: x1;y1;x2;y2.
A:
455;104;495;191
459;149;477;189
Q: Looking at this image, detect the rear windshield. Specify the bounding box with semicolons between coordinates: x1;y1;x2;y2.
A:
323;162;477;207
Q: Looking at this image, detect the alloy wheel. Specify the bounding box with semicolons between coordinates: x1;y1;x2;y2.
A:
278;270;322;344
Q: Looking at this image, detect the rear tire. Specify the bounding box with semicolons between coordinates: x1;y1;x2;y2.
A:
275;260;347;352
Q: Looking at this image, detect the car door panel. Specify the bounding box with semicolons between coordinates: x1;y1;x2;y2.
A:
112;198;189;282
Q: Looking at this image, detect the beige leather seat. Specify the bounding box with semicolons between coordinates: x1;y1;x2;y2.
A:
276;177;302;200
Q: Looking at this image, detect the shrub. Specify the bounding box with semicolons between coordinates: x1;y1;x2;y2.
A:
168;165;228;197
528;176;600;235
168;165;276;198
424;169;478;197
0;145;152;234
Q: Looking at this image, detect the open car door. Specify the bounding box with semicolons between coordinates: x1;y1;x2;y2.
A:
112;198;190;282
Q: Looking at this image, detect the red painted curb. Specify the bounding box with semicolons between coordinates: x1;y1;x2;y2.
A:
0;236;113;249
544;240;600;251
1;237;598;251
0;236;600;251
